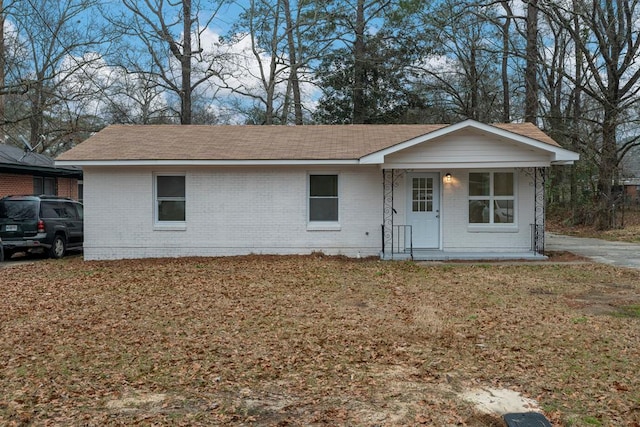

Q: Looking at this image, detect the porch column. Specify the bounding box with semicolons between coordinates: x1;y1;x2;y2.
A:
533;167;546;254
382;169;394;257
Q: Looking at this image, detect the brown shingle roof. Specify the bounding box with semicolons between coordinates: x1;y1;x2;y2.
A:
56;122;560;162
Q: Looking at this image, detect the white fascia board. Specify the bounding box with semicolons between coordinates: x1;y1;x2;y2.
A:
551;148;580;163
55;159;360;167
380;161;552;169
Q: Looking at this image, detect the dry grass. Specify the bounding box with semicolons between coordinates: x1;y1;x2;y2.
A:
1;255;640;426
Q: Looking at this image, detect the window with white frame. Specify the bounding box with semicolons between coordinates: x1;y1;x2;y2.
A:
155;174;186;222
468;171;515;224
309;174;339;222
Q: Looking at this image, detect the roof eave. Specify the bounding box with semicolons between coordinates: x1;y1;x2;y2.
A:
1;163;83;177
55;159;361;167
552;150;580;164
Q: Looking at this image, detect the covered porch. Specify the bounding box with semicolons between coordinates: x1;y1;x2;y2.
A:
379;167;547;261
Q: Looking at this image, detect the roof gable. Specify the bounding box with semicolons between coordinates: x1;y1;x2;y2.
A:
360;120;577;165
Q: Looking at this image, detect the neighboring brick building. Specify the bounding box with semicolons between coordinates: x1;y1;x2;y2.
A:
0;144;82;200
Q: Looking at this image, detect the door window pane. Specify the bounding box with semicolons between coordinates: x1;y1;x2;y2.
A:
412;177;433;212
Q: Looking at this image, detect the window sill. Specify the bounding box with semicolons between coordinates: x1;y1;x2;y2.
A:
467;224;518;233
307;222;341;231
153;223;187;231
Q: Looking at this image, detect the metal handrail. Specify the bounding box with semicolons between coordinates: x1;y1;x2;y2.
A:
393;225;413;259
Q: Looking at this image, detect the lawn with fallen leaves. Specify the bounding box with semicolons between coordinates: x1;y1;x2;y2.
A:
1;255;639;426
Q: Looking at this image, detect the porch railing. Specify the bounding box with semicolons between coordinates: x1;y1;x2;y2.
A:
382;224;413;259
531;223;545;254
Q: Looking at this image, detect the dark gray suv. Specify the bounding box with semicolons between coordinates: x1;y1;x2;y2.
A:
0;195;83;259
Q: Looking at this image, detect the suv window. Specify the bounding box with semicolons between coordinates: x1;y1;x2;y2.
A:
0;200;38;221
40;201;78;219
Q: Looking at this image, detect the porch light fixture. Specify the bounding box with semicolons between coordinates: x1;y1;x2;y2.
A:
445;173;452;183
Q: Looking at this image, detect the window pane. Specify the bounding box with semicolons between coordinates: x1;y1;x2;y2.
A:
412;178;425;212
309;198;338;221
33;177;43;195
158;201;185;221
310;175;338;197
494;172;514;196
469;200;490;223
157;176;185;198
469;173;490;196
44;178;56;195
494;200;514;223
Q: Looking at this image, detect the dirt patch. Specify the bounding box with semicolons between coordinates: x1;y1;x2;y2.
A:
565;282;640;316
544;250;591;262
106;393;168;411
460;387;541;415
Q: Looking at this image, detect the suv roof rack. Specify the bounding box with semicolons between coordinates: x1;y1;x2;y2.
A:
38;195;73;200
0;195;75;201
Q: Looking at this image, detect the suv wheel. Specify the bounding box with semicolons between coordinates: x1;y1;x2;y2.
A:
49;235;66;259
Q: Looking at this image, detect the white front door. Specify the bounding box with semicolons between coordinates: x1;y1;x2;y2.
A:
406;173;440;249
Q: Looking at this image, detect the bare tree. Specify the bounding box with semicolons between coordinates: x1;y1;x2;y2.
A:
411;1;504;122
107;0;224;125
542;0;640;228
0;0;107;152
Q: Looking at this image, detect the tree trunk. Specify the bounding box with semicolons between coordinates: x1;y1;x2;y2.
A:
570;1;581;221
283;0;302;124
181;0;192;124
597;107;617;229
524;0;538;123
264;0;282;125
0;0;5;137
500;1;511;123
29;79;44;149
469;44;478;120
352;0;366;124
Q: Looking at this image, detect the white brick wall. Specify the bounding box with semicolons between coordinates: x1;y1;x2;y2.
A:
83;165;538;260
83;165;383;260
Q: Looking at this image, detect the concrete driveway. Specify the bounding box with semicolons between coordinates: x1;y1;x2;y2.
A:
546;232;640;270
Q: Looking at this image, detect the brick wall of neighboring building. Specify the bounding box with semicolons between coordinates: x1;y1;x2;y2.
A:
57;177;79;199
0;173;34;198
0;173;80;199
